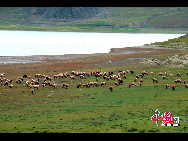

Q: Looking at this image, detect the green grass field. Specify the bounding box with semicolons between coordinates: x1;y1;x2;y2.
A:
0;63;187;133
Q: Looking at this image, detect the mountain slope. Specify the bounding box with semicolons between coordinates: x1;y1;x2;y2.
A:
0;7;187;32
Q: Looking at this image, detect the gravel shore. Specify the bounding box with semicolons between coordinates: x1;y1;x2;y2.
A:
0;45;179;65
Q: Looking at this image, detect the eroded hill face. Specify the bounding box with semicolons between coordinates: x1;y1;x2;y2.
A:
32;7;107;22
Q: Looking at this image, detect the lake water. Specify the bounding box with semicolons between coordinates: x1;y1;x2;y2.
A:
0;30;184;56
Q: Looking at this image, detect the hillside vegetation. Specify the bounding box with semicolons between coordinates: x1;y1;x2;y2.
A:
0;7;188;33
150;34;188;48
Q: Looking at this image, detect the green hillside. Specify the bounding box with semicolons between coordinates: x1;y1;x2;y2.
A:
150;33;188;48
0;7;188;33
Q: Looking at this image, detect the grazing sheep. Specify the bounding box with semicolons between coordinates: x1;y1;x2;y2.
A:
170;74;174;77
54;75;59;79
129;82;136;88
42;83;46;88
165;72;168;76
184;84;188;88
184;80;186;84
162;76;166;80
172;85;176;91
35;74;42;78
31;89;34;94
9;84;13;88
177;72;181;77
32;85;40;89
122;75;127;79
53;83;58;88
23;74;28;78
139;82;142;87
136;75;139;78
150;72;154;76
109;86;113;92
62;83;68;89
115;82;119;86
65;84;69;89
134;78;137;82
80;75;84;79
175;79;181;83
166;84;170;90
77;83;82;88
153;78;158;83
158;72;163;76
101;82;106;86
118;79;123;85
70;76;76;80
139;79;144;83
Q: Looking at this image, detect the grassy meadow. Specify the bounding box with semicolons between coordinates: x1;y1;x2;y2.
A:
0;61;187;133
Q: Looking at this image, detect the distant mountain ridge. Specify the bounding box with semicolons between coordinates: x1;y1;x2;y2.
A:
0;7;187;31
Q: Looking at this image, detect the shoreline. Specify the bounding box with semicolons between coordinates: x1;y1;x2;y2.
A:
0;45;179;65
0;29;187;34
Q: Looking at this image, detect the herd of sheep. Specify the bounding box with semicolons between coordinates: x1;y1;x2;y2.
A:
0;70;188;94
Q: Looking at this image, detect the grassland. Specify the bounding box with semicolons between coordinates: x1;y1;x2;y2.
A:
150;34;188;48
0;46;187;133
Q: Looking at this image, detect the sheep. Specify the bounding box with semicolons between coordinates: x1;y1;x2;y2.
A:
158;72;163;76
109;86;113;92
93;82;98;87
23;74;28;78
134;78;137;82
32;85;40;89
170;74;174;77
118;79;123;85
31;89;34;94
166;84;170;90
175;79;181;83
172;85;176;91
153;78;158;83
165;72;168;76
88;82;94;87
177;72;181;77
53;83;58;88
65;84;69;89
0;73;5;78
62;83;68;89
162;76;166;80
101;82;106;86
42;83;46;88
150;72;154;76
122;75;127;79
35;74;42;78
128;82;136;88
54;75;59;79
80;75;84;79
77;83;82;88
115;82;119;86
184;80;186;84
139;82;142;87
184;84;188;88
140;79;144;83
136;75;139;79
70;76;76;80
9;84;13;88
